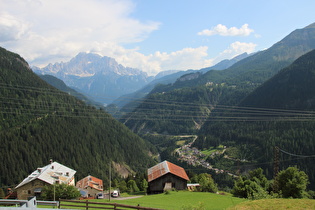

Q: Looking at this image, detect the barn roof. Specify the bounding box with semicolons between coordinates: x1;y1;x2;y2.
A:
147;161;189;182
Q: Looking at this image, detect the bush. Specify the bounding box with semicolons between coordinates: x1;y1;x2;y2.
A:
41;183;81;200
197;173;218;193
276;166;309;198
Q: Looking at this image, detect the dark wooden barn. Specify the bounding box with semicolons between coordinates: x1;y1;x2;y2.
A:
147;160;189;194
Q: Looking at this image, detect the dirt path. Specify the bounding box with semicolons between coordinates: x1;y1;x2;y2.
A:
112;196;143;200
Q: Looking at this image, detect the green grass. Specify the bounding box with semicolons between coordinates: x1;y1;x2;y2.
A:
59;191;244;209
58;193;315;210
201;145;225;156
103;191;244;210
228;198;315;210
176;140;186;146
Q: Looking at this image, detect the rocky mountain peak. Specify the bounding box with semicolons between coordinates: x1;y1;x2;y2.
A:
36;52;145;77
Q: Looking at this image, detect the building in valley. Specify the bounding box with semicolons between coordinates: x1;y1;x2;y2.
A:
147;160;189;194
15;160;76;200
76;175;103;198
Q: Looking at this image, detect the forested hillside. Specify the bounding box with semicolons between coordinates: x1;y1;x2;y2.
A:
122;83;251;135
0;47;156;188
38;74;101;107
240;49;315;109
122;23;315;135
194;49;315;189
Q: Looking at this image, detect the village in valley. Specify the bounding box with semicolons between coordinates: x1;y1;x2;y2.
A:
5;159;192;202
175;137;237;177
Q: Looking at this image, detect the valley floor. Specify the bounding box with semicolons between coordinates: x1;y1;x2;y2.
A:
175;135;237;177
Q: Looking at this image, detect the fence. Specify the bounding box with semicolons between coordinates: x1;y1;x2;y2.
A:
0;197;58;208
59;199;164;210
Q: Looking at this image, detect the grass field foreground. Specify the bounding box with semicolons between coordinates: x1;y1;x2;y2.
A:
103;191;244;209
228;198;315;210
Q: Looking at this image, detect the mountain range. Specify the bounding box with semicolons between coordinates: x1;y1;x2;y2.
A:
195;49;315;189
33;52;154;105
2;22;315;191
118;22;315;189
32;50;249;107
122;22;315;135
0;47;156;187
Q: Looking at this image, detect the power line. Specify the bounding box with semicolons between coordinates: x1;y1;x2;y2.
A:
278;147;315;158
2;83;315;122
2;82;315;115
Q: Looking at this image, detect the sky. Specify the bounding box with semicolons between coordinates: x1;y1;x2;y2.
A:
1;0;315;76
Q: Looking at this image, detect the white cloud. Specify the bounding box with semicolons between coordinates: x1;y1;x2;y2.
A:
90;42;256;76
0;0;160;65
0;12;30;42
212;41;257;64
0;1;258;76
89;43;211;76
198;24;254;36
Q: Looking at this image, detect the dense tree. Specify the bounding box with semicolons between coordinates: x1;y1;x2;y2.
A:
232;167;310;199
118;180;127;193
276;166;309;198
112;179;119;189
196;173;218;193
0;47;156;188
231;168;271;199
248;168;269;190
141;179;148;194
41;184;81;200
127;180;139;193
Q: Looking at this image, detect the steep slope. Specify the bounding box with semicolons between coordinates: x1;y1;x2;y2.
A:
112;53;249;114
195;50;315;189
156;22;315;93
0;47;156;188
38;74;102;107
240;49;315;109
33;52;154;105
122;23;315;135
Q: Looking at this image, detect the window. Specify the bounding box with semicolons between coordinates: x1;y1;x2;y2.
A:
28;190;31;194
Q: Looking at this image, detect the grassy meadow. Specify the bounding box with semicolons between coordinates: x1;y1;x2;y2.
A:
58;191;315;210
97;191;244;209
229;198;315;210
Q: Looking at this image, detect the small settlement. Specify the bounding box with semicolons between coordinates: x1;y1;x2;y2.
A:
10;159;190;200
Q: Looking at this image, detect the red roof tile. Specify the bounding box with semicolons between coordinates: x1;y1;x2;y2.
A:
76;175;103;191
148;161;189;182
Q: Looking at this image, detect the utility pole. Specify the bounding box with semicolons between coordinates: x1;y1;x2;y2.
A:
109;162;111;202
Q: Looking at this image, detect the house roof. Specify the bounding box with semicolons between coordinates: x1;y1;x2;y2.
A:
76;175;103;191
15;161;76;189
147;160;189;182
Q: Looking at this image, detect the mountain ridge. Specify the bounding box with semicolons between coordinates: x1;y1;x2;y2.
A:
240;49;315;109
195;48;315;189
33;52;154;105
0;46;156;187
122;22;315;135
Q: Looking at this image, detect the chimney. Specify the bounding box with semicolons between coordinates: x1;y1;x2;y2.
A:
49;159;53;164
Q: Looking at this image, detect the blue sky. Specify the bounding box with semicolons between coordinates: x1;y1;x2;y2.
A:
1;0;315;75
